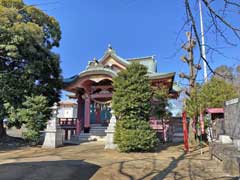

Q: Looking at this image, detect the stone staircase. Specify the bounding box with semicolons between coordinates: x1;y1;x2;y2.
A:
69;124;107;144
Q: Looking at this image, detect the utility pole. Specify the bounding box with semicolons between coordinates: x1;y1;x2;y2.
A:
199;0;208;83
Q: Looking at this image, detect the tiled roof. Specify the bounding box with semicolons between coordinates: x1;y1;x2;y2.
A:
127;56;157;73
147;72;175;79
63;75;78;83
79;66;117;77
63;45;176;85
126;55;155;61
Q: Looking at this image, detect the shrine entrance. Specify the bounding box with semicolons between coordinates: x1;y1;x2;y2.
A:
88;79;113;125
64;61;116;133
90;103;111;125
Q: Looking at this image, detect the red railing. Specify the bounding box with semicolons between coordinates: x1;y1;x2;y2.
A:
58;118;79;140
150;119;170;142
59;118;77;127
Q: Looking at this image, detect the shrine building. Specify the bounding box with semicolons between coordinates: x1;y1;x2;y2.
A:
61;45;180;141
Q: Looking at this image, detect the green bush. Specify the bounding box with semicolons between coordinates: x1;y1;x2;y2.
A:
114;118;157;152
113;63;157;152
23;130;40;144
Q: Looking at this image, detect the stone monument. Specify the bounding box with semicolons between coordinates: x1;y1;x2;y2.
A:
42;103;63;148
105;109;117;149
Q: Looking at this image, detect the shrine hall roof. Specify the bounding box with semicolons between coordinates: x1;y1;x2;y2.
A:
63;66;117;84
147;72;175;80
64;75;78;83
126;56;157;73
63;45;176;84
63;71;175;84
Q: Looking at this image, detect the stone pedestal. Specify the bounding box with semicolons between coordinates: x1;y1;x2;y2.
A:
219;135;232;144
42;103;63;148
105;110;117;149
233;139;240;151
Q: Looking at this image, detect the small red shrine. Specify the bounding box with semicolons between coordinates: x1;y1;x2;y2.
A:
63;45;180;137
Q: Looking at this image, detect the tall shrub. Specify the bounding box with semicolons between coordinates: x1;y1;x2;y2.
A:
113;63;157;152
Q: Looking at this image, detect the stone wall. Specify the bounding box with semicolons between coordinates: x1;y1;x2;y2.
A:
210;98;240;177
210;142;240;176
224;98;240;139
213;118;224;139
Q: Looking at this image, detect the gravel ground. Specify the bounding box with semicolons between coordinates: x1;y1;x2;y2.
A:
0;141;237;180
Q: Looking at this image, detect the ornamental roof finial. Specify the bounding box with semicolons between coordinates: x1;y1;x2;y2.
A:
106;43;116;54
105;43;116;54
108;44;112;50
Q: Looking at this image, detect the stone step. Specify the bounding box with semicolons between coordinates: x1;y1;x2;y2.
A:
69;132;106;144
90;124;107;127
90;128;107;131
91;127;106;129
90;127;107;133
90;127;107;130
90;132;106;136
70;134;93;142
90;130;106;136
78;133;91;137
90;130;106;133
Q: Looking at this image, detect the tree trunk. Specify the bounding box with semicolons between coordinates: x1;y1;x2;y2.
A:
188;118;197;147
0;119;6;139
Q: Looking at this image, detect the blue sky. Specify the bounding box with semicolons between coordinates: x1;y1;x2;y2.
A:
25;0;239;88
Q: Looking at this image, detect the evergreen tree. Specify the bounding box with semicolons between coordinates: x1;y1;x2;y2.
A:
0;0;62;138
113;63;157;152
5;95;50;142
200;77;237;108
152;88;172;120
185;78;237;119
185;78;237;143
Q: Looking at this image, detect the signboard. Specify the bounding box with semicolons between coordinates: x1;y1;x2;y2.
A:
225;98;239;106
225;98;240;138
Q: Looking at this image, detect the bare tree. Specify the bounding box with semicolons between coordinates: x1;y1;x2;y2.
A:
184;0;240;80
180;32;201;96
180;32;202;146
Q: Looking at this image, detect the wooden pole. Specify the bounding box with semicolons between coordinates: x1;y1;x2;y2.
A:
200;111;205;155
182;111;189;152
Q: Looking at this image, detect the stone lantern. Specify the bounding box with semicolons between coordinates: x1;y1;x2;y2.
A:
42;103;63;148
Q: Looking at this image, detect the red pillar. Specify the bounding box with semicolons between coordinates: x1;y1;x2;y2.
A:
182;111;189;152
95;104;101;124
84;96;90;132
76;95;83;135
200;112;205;134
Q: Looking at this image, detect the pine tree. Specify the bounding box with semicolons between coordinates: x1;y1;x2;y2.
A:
113;63;157;152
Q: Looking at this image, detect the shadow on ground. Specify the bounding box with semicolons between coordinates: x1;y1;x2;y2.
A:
0;160;100;180
154;142;184;153
115;146;236;180
0;136;29;153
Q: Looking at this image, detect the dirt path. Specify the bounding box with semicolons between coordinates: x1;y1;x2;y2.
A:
0;142;236;180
